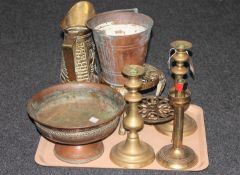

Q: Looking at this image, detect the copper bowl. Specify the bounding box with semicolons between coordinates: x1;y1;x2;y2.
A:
27;82;125;164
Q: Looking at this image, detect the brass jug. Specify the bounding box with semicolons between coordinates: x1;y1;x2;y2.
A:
60;1;98;82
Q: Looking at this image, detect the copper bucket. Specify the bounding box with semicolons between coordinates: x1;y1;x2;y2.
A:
87;12;153;86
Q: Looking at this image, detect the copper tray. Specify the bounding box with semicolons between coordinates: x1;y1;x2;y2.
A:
34;104;208;171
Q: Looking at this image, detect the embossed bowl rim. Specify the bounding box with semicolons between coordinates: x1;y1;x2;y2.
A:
27;82;125;131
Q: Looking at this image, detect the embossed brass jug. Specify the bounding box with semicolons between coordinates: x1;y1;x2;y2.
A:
60;1;98;82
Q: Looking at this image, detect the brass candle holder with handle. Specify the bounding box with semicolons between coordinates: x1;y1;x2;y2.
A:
155;41;197;136
156;40;198;170
110;65;155;168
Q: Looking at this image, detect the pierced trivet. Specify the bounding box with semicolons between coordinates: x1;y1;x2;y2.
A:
139;96;174;124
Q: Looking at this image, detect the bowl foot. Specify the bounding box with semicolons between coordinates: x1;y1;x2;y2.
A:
54;141;104;164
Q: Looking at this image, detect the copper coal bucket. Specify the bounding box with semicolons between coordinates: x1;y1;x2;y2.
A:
60;1;98;83
87;12;153;86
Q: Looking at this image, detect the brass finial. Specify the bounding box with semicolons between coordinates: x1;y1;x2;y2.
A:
170;40;192;51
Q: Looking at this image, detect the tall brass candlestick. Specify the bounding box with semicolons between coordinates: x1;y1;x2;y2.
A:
110;65;155;168
155;41;197;136
156;41;198;170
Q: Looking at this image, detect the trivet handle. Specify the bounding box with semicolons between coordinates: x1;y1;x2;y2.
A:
155;73;166;96
118;112;127;135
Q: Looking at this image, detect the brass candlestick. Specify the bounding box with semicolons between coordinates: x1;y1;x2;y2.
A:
110;65;155;168
155;41;197;136
156;41;198;170
155;114;196;136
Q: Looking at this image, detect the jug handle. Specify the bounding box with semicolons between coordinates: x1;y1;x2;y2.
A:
62;39;77;81
110;8;138;13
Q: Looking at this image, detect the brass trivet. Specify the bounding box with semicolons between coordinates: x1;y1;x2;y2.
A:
101;63;166;95
139;96;174;124
142;64;165;91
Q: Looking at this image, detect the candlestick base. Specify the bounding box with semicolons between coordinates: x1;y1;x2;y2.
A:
155;114;197;137
110;139;155;168
156;144;198;170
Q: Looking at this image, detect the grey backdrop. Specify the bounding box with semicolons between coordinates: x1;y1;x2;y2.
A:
0;0;239;174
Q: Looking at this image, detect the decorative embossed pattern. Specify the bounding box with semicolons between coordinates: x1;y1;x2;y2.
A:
60;31;97;82
138;96;174;124
36;117;119;145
